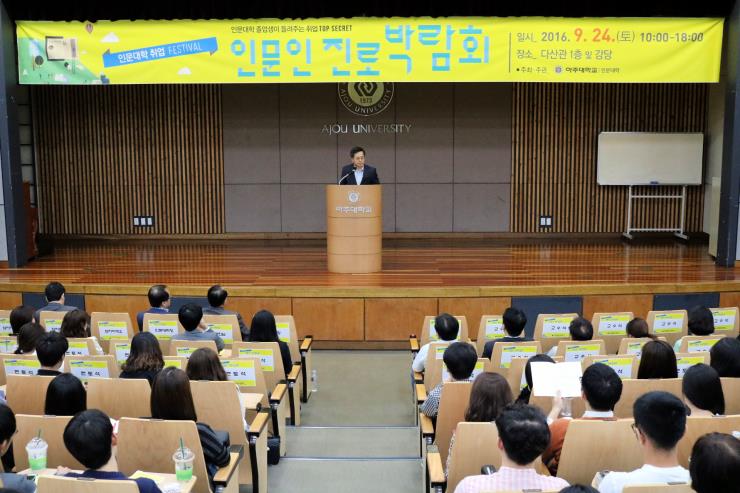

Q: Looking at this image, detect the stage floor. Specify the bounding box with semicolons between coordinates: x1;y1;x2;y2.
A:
1;239;738;294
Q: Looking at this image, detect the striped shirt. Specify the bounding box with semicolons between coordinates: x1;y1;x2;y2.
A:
197;422;231;486
454;467;569;493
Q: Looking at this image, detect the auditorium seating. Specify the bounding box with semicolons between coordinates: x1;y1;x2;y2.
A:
582;354;639;379
90;312;135;353
65;337;100;356
6;374;54;415
647;309;688;347
677;334;723;352
86;378;152;419
677;414;740;467
618;337;667;356
622;485;694;492
554;339;606;361
202;313;242;348
274;315;313;404
38;475;141;493
614;379;683;418
142;313;184;354
14;414;84;470
533;313;578;353
722;377;740;414
592;311;635;354
490;341;541;379
169;339;219;357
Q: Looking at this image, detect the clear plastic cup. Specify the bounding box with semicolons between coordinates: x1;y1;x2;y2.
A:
26;437;48;471
173;447;194;482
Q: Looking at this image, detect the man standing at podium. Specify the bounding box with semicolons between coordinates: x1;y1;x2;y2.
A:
339;146;380;185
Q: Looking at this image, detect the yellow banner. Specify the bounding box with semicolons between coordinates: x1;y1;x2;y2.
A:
16;17;722;84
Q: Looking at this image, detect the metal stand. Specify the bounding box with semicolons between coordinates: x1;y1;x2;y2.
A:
623;185;688;240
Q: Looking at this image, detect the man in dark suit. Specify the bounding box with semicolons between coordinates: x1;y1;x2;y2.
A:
34;281;77;322
136;284;171;331
202;285;249;340
339;146;380;185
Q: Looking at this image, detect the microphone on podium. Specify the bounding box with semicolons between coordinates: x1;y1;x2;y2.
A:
338;166;357;185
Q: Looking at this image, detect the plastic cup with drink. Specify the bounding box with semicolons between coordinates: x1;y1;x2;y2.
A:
173;441;194;482
26;433;48;471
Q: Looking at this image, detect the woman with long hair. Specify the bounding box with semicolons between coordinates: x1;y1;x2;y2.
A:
120;332;164;385
249;310;292;378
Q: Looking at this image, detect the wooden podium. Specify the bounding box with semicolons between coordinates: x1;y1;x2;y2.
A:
326;185;382;273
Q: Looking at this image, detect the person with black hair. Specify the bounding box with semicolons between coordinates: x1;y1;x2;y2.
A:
13;323;45;355
63;409;161;493
481;307;531;359
682;364;725;416
543;363;623;475
339;146;380;185
625;317;654;339
248;310;292;378
516;354;555;404
636;340;678;379
33;281;77;323
597;391;689;493
0;405;36;492
202;285;249;340
44;373;86;416
559;486;598;493
60;309;103;354
546;317;593;357
35;332;68;376
172;303;224;352
412;313;460;373
454;404;569;492
421;342;477;418
9;306;35;335
710;336;740;377
689;432;740;493
136;284;171;331
673;306;715;352
120;332;164;385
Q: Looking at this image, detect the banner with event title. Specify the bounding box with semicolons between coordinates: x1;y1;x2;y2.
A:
16;17;723;84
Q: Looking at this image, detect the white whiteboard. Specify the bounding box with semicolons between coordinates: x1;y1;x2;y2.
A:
597;132;704;185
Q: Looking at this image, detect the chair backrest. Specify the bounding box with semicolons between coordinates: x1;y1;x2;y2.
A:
555;339;606;362
677;415;740;468
618;337;668;356
65;338;98;357
622;485;694;493
647;310;688;346
202;314;241;348
0;336;18;354
117;417;211;493
219;357;269;405
163;356;187;370
142;313;184;354
426;358;491;391
14;414;84;471
110;341;133;367
0;310;13;336
592;312;634;354
505;357;530;397
434;381;473;466
446;422;501;493
420;315;469;346
90;312;135;353
38;311;65;332
475;315;504;355
274;315;300;363
87;378;152;420
678;335;723;353
721;378;740;415
0;354;40;385
7;374;55;415
614;379;683;418
675;352;710;377
169;339;218;358
582;355;638;379
710;306;739;338
533;313;578;353
557;418;642;485
490;341;542;379
233;342;285;391
38;475;140;493
424;342;453;391
66;354;119;381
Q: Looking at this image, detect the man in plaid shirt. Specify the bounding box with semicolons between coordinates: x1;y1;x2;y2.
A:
420;342;477;418
454;404;570;493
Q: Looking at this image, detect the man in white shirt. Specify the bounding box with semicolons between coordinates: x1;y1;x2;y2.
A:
412;313;459;373
597;391;690;493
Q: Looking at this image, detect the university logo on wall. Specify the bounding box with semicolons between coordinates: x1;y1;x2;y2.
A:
338;82;394;117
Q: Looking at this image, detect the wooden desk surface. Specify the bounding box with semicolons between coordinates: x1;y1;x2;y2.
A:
241;392;263;410
20;468;197;493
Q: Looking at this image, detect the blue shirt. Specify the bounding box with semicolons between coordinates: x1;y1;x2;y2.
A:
136;307;170;331
66;470;162;493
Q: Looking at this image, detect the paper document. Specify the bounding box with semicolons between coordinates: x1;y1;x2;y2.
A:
531;361;582;397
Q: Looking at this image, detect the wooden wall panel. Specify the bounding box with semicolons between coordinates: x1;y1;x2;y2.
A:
438;297;512;331
85;294;146;328
292;298;364;340
228;298;293;322
719;292;740;308
33;86;224;235
582;294;654;321
365;298;438;341
0;292;23;309
511;83;707;233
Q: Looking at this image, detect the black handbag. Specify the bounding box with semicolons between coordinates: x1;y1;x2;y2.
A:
267;436;281;465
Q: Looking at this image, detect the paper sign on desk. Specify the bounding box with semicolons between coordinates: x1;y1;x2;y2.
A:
677;355;706;377
484;317;505;340
238;348;274;371
0;318;12;336
66;341;90;356
531;361;583;397
626;340;649;356
68;360;109;381
711;309;736;332
98;321;129;340
429;318;463;341
45;319;63;332
434;344;450;360
686;339;720;353
592;357;634;379
597;314;630;336
653;313;684;333
0;337;17;354
147;320;178;339
277;323;291;342
4;359;40;376
222;359;257;387
443;360;485;383
206;323;233;344
175;347;198;358
114;343;131;365
500;345;537;368
564;343;601;362
542;317;572;338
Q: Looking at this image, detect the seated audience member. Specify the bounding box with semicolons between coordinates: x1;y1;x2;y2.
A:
151;367;230;486
709;336;740;377
203;285;249;340
481;307;531;359
543;363;623;475
45;373;86;416
673;305;715;352
454;404;569;493
35;332;68;376
60;309;103;354
689;432;740;493
172;303;224;352
120;332;164;386
412;313;460;373
0;404;36;493
136;284;171;331
559;487;599;493
516;354;556;404
636;340;678;379
249;310;292;378
596;391;689;493
546;317;593;357
9;305;35;335
682;364;724;416
64;409;161;493
33;281;77;323
446;372;513;476
421;342;478;418
13;322;45;355
625;317;654;339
